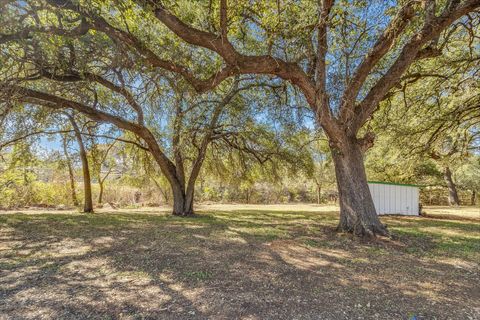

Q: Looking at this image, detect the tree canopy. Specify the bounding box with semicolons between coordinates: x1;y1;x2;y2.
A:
1;0;479;236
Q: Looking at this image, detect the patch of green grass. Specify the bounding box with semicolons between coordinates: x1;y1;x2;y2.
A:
433;236;480;258
183;270;212;281
303;239;320;247
405;246;423;255
228;225;289;241
390;226;431;238
1;207;479;262
40;262;62;273
348;257;369;264
0;261;20;270
364;246;387;255
389;219;480;260
301;237;335;249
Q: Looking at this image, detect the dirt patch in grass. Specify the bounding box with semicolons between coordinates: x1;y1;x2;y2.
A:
0;205;479;319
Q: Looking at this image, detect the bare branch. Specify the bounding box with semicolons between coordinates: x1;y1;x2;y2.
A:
0;129;71;151
314;0;334;116
340;2;416;121
220;0;228;39
351;0;480;131
37;69;145;125
0;18;90;45
80;132;149;151
1;84;179;182
139;1;317;103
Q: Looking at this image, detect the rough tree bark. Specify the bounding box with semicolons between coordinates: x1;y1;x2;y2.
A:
171;183;194;216
444;166;460;206
330;136;388;236
68;116;94;213
471;190;476;206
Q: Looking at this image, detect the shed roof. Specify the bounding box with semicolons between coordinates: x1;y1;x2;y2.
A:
367;181;422;188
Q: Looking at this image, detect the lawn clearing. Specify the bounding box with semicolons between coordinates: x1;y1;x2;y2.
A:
422;205;480;219
1;204;479;319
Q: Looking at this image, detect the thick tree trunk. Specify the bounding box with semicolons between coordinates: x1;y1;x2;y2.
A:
444;166;460;206
140;129;194;216
330;137;388;237
70;117;94;213
470;190;476;206
185;188;194;214
171;184;194;216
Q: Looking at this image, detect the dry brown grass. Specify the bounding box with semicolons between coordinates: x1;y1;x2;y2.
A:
422;205;480;220
0;204;479;319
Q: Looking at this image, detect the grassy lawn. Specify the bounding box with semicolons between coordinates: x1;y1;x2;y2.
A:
0;204;479;319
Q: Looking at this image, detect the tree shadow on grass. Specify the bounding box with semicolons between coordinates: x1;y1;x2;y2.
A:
1;211;479;319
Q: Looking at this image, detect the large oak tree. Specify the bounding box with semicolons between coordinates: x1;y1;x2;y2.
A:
1;2;302;215
1;0;479;235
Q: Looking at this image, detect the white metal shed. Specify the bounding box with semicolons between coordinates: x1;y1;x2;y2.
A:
368;181;420;216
